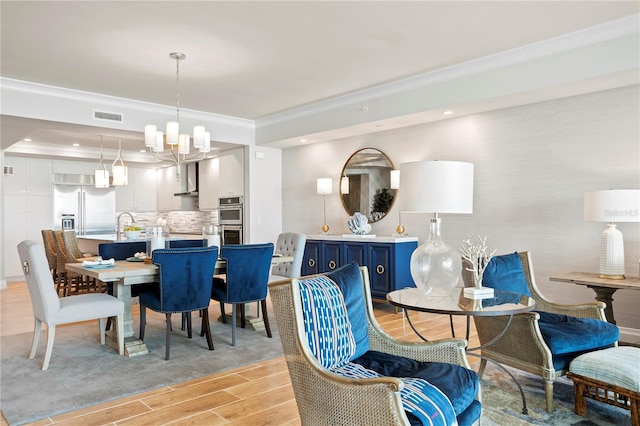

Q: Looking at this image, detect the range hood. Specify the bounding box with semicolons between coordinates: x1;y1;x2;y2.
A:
174;162;199;196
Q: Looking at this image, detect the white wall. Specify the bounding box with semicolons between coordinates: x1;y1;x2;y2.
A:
246;145;283;246
281;85;640;335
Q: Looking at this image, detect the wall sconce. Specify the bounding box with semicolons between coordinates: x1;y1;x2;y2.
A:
340;176;349;194
317;178;333;233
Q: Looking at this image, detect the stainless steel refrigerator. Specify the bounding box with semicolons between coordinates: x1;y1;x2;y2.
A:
53;174;116;235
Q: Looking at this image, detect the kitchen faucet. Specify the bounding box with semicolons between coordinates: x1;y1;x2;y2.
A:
116;212;135;241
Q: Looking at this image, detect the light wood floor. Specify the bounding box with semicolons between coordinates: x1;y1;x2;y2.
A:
1;281;479;426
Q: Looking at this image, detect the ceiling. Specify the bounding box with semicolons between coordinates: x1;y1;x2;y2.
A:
1;1;639;163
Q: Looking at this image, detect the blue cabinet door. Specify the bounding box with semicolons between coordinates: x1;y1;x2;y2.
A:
369;243;392;299
302;240;321;276
323;241;342;272
343;241;367;268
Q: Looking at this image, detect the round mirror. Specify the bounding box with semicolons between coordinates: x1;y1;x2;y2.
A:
340;148;397;223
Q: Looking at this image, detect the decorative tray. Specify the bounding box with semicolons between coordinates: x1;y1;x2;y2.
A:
126;257;145;262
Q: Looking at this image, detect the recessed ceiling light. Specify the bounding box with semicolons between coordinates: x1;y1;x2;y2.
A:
23;138;32;142
299;139;307;143
140;149;145;153
442;111;453;115
72;143;80;147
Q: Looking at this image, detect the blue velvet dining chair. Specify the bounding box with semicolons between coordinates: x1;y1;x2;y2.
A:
211;243;274;346
138;246;218;360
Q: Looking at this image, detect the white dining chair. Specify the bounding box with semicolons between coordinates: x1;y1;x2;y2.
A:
17;240;125;370
268;232;306;283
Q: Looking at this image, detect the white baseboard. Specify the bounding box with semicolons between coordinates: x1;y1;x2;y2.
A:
619;326;640;346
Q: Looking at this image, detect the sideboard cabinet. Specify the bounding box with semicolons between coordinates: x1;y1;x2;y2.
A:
302;235;418;300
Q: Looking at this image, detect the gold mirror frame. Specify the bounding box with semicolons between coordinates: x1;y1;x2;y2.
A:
340;148;397;223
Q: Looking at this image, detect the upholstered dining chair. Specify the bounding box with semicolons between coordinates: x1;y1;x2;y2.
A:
268;232;306;283
462;251;619;413
211;243;274;346
269;261;482;425
17;240;125;370
138;246;218;360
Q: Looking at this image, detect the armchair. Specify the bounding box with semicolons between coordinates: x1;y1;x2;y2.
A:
462;251;619;412
269;261;481;425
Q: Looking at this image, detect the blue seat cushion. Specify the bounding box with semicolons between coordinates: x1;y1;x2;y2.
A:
482;252;531;297
537;311;619;370
334;361;458;426
326;261;370;359
353;350;480;420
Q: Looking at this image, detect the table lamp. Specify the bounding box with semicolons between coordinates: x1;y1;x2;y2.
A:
398;161;474;296
584;189;640;279
317;178;332;233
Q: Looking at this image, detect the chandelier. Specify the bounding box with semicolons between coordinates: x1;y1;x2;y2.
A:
144;52;211;181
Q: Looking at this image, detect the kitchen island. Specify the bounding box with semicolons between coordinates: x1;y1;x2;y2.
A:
77;233;204;254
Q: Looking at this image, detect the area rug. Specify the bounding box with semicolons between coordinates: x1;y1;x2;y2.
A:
0;313;283;426
480;363;631;425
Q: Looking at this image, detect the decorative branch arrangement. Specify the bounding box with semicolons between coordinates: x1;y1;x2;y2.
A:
460;235;496;289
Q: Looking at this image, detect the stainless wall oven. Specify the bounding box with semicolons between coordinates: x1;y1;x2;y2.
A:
218;196;243;245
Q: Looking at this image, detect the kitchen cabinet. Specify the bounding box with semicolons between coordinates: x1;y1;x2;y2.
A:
3;157;54;277
302;235;418;300
4;157;52;196
116;167;157;211
198;157;220;210
156;166;196;211
218;148;244;197
3;194;52;277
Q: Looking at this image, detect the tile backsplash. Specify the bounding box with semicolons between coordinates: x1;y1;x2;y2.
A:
117;210;219;234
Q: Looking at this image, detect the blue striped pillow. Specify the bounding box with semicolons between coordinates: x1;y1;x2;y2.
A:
298;276;356;370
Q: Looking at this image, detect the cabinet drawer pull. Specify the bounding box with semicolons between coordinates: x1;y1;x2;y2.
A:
376;265;385;275
328;260;337;270
308;259;315;267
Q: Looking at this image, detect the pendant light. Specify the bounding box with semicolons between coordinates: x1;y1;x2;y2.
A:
94;136;109;188
111;139;128;186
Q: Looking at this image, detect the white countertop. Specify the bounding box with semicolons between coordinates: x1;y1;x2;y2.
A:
308;234;418;243
78;233;204;242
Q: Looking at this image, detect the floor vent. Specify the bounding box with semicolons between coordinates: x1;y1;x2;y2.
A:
93;110;123;122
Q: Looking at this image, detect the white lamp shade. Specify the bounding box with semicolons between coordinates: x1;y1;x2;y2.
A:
390;169;400;189
398;161;474;213
317;178;332;195
144;125;157;147
584;190;640;222
166;121;179;145
94;169;109;188
340;176;349;194
200;131;211;153
154;131;164;152
178;134;190;154
193;125;205;148
112;165;128;186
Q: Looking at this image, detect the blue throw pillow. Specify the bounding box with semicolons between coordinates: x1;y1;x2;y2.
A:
298;276;356;370
481;252;531;297
326;261;370;359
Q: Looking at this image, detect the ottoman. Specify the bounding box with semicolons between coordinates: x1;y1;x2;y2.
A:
567;346;639;426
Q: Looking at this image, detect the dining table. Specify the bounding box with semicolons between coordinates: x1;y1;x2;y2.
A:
66;255;293;356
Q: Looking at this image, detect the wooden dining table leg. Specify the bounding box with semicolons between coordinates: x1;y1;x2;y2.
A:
105;281;149;357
